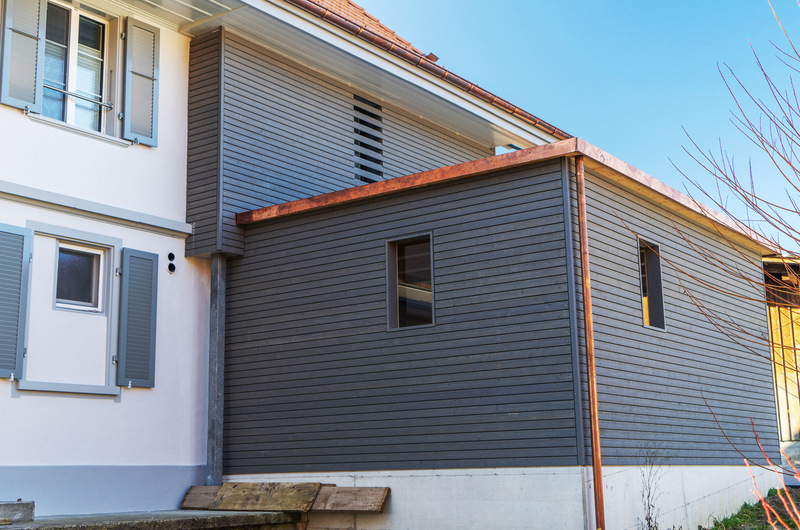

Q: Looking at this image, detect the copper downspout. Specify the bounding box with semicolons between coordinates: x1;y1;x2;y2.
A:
576;155;605;529
282;0;572;141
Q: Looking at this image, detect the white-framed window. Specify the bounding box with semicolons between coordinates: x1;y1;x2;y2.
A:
55;241;105;311
43;1;109;133
0;0;160;145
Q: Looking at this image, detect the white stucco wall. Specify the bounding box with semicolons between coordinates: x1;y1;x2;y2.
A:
0;1;190;222
0;7;208;514
0;199;209;467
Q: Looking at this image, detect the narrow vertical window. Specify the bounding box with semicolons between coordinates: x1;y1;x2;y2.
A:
639;240;664;329
43;3;69;121
389;236;433;328
75;15;105;131
353;94;384;183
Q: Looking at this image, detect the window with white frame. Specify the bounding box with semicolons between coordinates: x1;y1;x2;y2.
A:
0;0;160;145
43;2;108;132
55;242;104;310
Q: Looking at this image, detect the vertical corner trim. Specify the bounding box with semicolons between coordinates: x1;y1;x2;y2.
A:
561;157;585;467
215;27;226;251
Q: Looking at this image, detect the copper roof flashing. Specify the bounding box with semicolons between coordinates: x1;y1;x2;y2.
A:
283;0;571;141
237;139;580;225
236;138;770;254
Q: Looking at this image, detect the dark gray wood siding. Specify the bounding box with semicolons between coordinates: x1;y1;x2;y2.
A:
185;29;222;256
573;164;778;465
185;29;492;257
224;160;577;474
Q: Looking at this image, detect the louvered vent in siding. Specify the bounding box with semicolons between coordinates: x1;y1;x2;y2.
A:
353;94;384;183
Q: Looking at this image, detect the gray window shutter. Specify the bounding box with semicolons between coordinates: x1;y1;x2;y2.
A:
122;17;159;146
0;0;46;112
0;224;30;380
117;248;158;388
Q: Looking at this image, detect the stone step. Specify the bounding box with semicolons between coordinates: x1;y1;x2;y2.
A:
3;510;304;529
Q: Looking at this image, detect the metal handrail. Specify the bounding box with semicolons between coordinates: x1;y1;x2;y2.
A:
43;84;113;110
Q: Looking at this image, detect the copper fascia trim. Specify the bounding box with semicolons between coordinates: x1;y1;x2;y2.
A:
236;139;581;225
282;0;571;141
576;155;605;530
577;141;773;251
236;137;772;254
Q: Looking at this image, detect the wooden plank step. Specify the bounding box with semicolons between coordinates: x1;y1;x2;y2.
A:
180;486;221;510
208;482;321;512
310;486;389;513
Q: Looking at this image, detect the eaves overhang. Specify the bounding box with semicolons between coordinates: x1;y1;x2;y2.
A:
280;0;570;142
173;0;564;149
236;138;773;255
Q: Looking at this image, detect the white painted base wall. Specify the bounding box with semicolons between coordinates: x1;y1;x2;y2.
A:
228;468;587;530
601;465;781;530
227;465;782;530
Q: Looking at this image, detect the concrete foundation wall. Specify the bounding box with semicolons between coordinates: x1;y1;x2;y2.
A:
228;468;587;529
229;465;781;530
601;464;780;529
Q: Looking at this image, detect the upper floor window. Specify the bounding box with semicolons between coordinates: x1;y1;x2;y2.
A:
43;2;106;132
0;0;160;145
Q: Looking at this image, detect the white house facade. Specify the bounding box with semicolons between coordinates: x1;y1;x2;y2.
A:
0;0;209;515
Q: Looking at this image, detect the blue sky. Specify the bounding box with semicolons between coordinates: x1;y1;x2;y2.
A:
355;1;800;223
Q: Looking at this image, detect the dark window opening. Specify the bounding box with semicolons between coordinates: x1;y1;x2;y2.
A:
639;240;664;329
56;246;101;308
389;236;433;328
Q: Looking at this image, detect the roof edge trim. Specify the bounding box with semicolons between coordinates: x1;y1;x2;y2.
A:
236;137;772;253
236;138;579;225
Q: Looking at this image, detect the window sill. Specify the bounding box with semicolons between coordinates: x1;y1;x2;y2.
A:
387;322;436;332
27;114;132;147
16;379;121;396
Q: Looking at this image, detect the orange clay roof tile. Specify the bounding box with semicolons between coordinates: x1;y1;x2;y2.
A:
308;0;422;54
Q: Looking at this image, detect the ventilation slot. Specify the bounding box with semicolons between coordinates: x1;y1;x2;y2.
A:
353;94;384;183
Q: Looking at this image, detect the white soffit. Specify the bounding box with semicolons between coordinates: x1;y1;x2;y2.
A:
178;0;557;148
117;0;241;28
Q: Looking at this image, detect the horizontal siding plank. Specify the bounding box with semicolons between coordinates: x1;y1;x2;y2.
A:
574;166;778;465
225;162;576;474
